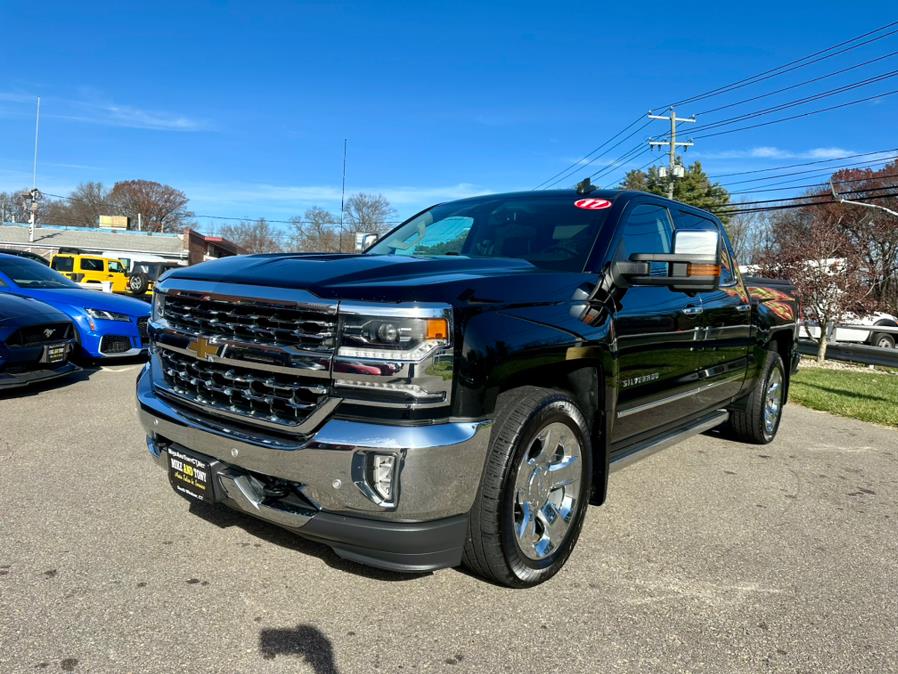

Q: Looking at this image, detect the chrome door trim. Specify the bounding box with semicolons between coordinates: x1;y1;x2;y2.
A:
616;377;734;418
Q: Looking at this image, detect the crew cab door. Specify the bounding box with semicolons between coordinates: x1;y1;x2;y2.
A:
607;200;707;444
674;210;751;407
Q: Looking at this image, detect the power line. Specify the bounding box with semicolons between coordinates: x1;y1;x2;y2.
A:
545;21;898;191
710;147;898;178
532;114;647;189
687;69;898;136
537;118;653;189
695;49;898;116
714;190;898;215
722;183;898;209
727;170;898;196
719;153;898;187
589;144;654;183
693;87;898;141
658;20;898;109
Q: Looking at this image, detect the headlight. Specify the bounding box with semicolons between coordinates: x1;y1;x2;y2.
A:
85;308;131;322
334;304;453;412
151;292;164;321
338;314;449;360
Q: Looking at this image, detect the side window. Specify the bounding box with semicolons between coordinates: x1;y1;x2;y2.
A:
108;260;124;273
675;210;734;286
51;256;74;272
613;204;673;261
80;258;104;272
718;234;736;286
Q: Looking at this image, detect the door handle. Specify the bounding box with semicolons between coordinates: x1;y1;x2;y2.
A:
682;306;703;316
735;304;752;312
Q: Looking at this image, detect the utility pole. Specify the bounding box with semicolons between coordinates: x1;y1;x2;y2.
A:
29;96;41;243
648;107;695;199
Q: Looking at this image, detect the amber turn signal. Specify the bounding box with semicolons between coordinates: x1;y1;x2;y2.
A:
687;263;720;277
425;318;449;340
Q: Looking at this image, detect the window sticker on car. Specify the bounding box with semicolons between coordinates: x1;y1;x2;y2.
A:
573;198;612;210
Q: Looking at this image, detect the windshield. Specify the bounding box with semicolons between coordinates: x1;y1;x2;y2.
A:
367;195;612;271
0;257;80;289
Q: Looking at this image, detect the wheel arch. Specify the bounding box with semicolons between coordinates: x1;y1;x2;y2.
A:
496;362;611;507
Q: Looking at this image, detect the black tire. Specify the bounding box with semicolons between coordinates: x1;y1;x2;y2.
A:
870;332;896;349
463;386;592;588
728;351;786;444
128;273;149;296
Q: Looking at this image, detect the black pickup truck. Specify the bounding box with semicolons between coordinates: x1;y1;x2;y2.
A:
137;189;799;587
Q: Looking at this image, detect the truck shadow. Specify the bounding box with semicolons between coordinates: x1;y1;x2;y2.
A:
187;500;430;583
258;623;340;673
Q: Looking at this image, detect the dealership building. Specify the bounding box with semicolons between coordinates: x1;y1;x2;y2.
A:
0;222;243;267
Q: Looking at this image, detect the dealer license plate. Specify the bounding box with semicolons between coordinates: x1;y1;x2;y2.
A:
168;448;214;502
43;343;67;364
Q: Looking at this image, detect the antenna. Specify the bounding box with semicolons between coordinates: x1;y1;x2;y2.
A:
339;138;348;252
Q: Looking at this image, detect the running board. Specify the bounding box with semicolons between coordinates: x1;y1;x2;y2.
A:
610;409;729;472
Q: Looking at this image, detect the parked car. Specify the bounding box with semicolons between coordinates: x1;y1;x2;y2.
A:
137;189;799;587
50;253;131;294
0;253;150;359
125;260;184;296
801;311;898;349
0;293;79;390
0;249;50;266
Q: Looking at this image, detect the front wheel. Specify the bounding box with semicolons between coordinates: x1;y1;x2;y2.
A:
463;386;592;587
728;351;786;444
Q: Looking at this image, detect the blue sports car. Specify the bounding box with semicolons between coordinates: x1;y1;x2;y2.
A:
0;293;79;389
0;253;150;359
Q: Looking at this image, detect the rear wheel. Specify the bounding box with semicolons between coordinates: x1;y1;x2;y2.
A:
728;351;785;444
463;386;592;587
871;332;895;349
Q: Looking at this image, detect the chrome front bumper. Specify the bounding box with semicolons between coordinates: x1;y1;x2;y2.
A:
137;363;492;572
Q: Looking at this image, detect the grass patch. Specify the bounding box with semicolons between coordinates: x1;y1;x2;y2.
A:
790;365;898;428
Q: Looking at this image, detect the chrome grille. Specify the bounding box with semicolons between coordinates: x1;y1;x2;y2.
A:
162;294;336;350
158;348;328;426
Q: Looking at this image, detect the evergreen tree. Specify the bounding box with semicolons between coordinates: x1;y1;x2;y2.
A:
620;161;730;221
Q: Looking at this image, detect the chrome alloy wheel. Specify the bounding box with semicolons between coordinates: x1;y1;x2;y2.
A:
512;422;583;560
763;367;784;437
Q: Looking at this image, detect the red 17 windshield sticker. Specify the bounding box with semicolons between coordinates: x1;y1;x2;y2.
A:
573;198;612;210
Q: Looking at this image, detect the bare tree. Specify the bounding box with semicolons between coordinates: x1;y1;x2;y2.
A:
289;207;340;252
757;213;875;363
66;182;111;227
343;193;396;241
0;189;65;225
727;209;773;265
219;218;284;253
107;179;192;232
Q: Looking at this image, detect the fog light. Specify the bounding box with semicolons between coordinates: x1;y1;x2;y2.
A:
370;454;396;501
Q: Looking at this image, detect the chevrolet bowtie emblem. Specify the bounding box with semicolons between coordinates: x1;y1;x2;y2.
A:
186;336;220;361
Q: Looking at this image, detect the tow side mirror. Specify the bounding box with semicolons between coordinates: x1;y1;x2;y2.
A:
357;233;378;252
609;229;721;292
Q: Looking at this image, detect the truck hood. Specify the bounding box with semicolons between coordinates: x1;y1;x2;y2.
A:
163;253;595;305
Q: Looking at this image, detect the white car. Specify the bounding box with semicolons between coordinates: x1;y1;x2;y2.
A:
801;312;898;349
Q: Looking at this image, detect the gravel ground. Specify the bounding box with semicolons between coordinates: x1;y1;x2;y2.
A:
1;363;896;674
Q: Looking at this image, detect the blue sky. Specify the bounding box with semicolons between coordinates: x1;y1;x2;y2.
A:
1;1;896;232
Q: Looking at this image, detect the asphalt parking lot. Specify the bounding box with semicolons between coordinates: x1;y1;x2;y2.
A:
1;365;897;673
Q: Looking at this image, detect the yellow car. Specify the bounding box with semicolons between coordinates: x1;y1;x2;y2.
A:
50;254;131;294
